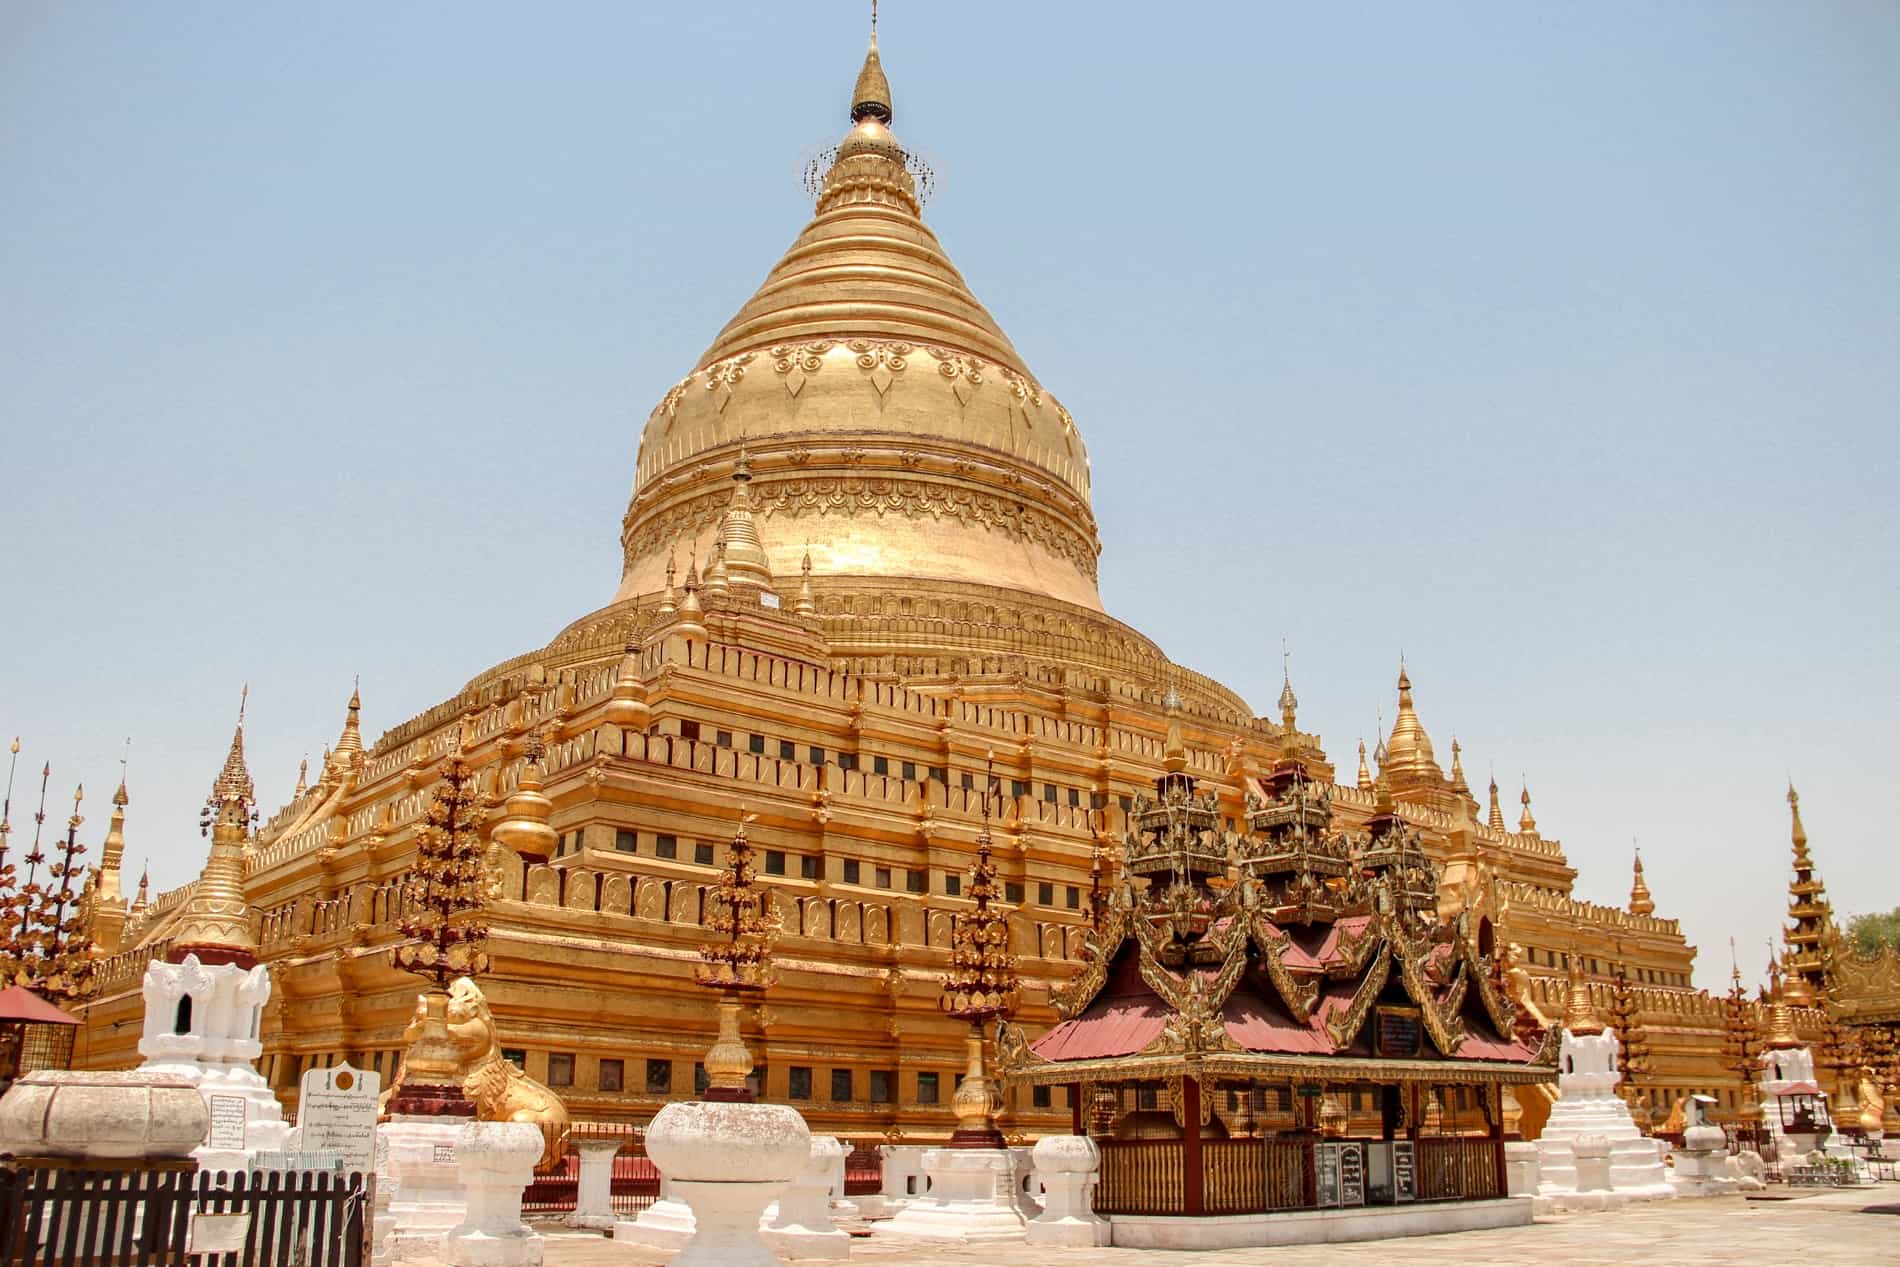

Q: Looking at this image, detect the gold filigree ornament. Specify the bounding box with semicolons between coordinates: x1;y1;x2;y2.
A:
704;352;756;414
848;338;912;397
770;341;834;398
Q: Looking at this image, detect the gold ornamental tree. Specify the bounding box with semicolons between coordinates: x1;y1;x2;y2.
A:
1609;959;1652;1123
387;750;493;1114
1722;972;1761;1123
30;785;94;1004
940;780;1019;1147
694;815;778;1100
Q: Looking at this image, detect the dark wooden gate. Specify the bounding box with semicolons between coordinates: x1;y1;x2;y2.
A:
0;1167;370;1267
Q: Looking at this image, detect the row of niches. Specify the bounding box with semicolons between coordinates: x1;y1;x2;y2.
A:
244;856;1094;964
1519;944;1692;989
663;718;1132;809
545;829;1091;913
509;864;1094;965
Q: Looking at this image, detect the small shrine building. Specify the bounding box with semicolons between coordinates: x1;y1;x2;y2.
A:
999;716;1556;1219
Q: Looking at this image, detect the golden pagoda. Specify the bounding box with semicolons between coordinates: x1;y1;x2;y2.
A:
65;23;1774;1142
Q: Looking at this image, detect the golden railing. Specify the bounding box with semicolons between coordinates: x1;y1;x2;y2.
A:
1416;1137;1501;1201
1099;1138;1312;1215
1096;1140;1185;1215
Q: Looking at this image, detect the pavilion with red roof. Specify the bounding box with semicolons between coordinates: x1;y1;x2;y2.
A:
997;718;1556;1226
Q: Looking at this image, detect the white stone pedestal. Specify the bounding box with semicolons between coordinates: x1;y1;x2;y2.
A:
566;1137;624;1231
371;1135;396;1267
878;1148;1031;1243
381;1114;473;1261
640;1099;811;1267
763;1135;851;1259
613;1179;696;1251
1503;1141;1540;1197
1025;1135;1108;1248
1572;1134;1612;1192
855;1144;925;1218
443;1121;544;1267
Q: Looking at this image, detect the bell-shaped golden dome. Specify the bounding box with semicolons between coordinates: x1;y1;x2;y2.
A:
615;35;1100;614
1381;663;1442;784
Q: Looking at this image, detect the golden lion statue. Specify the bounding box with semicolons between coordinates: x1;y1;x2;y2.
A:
385;976;569;1168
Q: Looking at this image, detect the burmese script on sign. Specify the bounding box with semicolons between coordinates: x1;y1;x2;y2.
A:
297;1062;380;1173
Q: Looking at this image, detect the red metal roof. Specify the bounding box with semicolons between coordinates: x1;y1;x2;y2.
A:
1032;998;1170;1061
1221;990;1332;1054
0;986;80;1026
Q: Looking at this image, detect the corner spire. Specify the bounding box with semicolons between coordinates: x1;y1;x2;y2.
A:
1449;736;1469;794
1562;949;1605;1036
657;549;679;617
1629;844;1654;916
1518;782;1537;835
210;687;255;811
1356;739;1372;792
336;678;364;755
795;548;817;617
1382;659;1440;783
1487;773;1505;831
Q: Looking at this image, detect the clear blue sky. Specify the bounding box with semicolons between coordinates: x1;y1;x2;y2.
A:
2;3;1894;993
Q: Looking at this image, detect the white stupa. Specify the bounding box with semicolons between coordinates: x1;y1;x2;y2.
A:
134;713;287;1171
1531;959;1674;1210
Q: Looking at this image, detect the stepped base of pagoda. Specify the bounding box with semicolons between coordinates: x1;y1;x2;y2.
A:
1105;1198;1532;1251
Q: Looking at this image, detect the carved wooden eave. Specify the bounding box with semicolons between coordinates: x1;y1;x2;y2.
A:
1452;931;1520;1037
1392;933;1467;1055
1323;943;1394;1049
1245;918;1318;1022
1050;903;1130;1018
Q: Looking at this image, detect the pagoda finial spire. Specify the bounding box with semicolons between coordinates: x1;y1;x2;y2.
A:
211;687;256;810
1629;843;1654;916
1449;735;1469;794
1356;739;1372;791
1487;770;1505;830
1518;781;1537;835
1787;781;1809;863
852;6;893;124
1780;781;1831;997
1277;639;1299;736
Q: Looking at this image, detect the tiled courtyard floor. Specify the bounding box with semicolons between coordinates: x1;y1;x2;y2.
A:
517;1188;1900;1267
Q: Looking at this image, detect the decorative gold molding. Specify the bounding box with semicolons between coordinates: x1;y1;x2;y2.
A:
623;469;1100;584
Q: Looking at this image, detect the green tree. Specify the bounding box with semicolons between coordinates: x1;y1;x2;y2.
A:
1846;906;1900;955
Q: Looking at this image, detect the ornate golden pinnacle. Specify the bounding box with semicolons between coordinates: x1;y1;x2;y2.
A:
390;755;492;988
694;815;779;1099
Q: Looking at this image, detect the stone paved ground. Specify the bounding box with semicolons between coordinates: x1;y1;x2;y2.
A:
519;1188;1900;1267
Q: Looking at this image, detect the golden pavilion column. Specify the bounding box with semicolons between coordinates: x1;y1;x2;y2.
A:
940;804;1019;1148
695;815;778;1101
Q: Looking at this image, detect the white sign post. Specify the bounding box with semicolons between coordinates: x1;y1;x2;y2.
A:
297;1062;382;1174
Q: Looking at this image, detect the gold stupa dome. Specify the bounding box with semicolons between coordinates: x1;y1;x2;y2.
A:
1381;663;1442;782
614;32;1101;614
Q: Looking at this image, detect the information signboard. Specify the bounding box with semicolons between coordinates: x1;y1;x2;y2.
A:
1392;1139;1417;1203
1338;1141;1367;1206
1315;1142;1341;1207
1376;1009;1423;1058
296;1063;381;1175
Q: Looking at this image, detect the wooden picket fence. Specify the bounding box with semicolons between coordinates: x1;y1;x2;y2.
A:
0;1166;370;1267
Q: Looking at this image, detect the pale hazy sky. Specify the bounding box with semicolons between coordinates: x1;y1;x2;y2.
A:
2;3;1895;993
